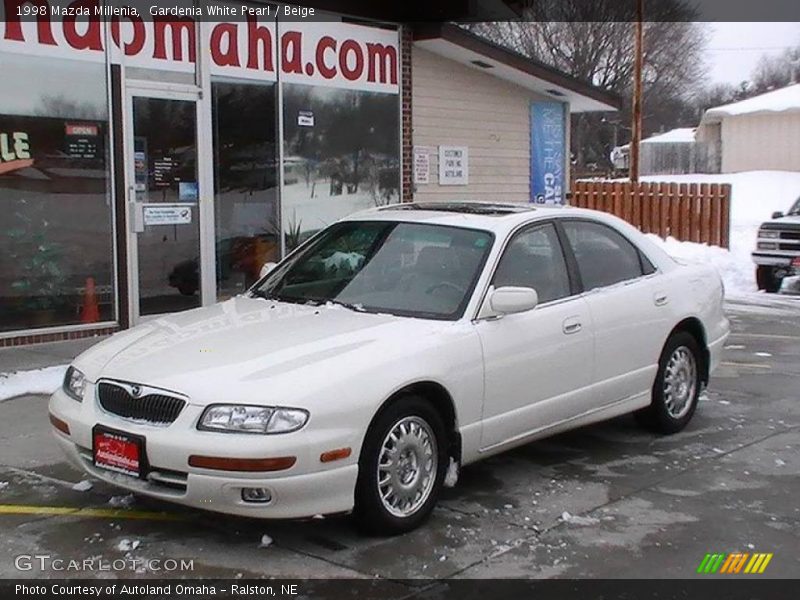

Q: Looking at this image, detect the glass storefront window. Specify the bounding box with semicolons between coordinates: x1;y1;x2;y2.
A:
281;85;400;252
0;53;114;332
212;81;280;300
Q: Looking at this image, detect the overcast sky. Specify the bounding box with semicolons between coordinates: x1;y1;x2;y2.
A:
707;22;800;85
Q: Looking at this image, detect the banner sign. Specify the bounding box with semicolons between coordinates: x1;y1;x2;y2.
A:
0;0;399;94
530;101;566;204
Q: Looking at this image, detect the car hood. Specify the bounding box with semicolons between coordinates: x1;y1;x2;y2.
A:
74;296;441;404
763;214;800;229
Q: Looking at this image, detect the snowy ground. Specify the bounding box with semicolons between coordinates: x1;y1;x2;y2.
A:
0;364;67;403
639;170;800;298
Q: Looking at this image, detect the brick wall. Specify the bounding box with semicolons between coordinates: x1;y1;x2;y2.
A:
0;325;118;348
401;25;413;202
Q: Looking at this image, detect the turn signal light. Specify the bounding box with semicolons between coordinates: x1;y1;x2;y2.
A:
49;413;70;436
188;455;296;472
320;447;352;463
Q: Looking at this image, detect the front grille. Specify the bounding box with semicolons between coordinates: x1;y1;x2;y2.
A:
779;230;800;241
97;381;185;425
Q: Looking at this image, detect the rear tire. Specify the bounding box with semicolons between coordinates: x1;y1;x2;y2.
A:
636;331;702;434
354;396;447;536
756;266;781;293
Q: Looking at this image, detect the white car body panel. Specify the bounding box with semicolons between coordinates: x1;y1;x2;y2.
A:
50;204;729;519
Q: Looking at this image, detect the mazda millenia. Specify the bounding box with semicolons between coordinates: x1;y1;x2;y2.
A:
50;202;729;534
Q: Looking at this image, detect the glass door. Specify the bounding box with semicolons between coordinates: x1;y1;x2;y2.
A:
126;91;203;320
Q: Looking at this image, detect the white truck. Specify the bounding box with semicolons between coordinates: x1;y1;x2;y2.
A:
753;197;800;293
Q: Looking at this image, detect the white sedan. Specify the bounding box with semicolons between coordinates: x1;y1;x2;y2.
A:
50;203;729;534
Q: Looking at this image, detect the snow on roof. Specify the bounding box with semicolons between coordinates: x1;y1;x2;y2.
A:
641;128;696;144
703;83;800;122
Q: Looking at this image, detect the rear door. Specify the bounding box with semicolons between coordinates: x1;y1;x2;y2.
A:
476;221;595;451
559;219;672;407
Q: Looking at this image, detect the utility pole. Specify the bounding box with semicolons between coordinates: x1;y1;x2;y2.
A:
630;0;644;182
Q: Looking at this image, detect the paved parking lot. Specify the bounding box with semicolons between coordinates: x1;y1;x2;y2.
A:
1;295;798;582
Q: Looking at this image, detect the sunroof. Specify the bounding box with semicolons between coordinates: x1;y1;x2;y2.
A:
382;202;536;216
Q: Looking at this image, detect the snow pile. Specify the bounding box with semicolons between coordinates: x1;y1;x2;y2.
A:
560;511;600;526
0;364;68;402
640;170;800;297
704;84;800;120
108;494;136;508
116;539;140;552
71;480;93;492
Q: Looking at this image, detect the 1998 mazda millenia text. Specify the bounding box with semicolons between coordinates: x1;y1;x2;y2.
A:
50;202;729;534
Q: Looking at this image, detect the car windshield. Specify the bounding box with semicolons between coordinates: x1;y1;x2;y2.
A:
253;221;494;320
788;197;800;216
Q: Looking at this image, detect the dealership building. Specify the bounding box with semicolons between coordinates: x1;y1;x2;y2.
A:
0;0;618;346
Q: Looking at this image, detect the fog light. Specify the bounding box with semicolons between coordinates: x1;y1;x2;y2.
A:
241;487;272;503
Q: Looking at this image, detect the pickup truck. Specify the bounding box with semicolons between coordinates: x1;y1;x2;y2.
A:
753;197;800;293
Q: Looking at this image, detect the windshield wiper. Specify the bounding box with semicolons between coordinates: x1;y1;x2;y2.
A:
250;288;272;301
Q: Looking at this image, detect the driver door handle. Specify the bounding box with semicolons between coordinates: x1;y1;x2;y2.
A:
562;317;582;335
654;292;669;306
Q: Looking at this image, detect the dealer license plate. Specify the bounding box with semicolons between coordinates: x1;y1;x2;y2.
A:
92;426;147;479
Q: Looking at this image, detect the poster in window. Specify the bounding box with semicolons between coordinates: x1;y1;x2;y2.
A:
530;101;566;204
64;123;100;159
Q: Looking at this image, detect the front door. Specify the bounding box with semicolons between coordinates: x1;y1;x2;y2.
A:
476;222;595;451
125;90;204;321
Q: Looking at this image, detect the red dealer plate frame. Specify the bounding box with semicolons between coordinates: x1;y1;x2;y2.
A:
92;425;148;479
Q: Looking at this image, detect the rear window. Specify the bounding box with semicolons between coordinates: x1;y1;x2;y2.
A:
562;221;647;291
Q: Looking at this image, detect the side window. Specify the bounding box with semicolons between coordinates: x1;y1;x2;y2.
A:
493;223;571;304
562;221;645;291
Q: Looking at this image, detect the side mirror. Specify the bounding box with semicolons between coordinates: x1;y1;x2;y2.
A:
772;211;784;219
489;286;539;315
259;261;277;279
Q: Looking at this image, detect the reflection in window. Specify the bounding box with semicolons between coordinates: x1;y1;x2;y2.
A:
282;84;400;251
563;221;646;291
0;53;113;332
212;82;279;300
493;223;571;303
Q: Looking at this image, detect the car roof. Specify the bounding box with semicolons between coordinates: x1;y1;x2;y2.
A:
347;201;577;232
344;201;677;275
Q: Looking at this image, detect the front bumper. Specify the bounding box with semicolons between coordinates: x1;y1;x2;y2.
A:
751;253;797;267
48;387;358;519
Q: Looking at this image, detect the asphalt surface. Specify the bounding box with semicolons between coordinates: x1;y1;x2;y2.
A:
0;295;798;582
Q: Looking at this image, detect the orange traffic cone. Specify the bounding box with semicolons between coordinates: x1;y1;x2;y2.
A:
80;277;100;324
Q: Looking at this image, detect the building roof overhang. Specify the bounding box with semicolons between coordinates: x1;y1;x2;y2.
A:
413;23;622;113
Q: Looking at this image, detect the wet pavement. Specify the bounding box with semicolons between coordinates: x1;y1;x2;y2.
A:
0;295;798;581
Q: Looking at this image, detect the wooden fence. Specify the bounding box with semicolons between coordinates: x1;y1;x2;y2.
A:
570;181;731;248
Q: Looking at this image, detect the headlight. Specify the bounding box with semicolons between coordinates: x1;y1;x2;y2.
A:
198;404;309;434
759;230;779;239
63;366;86;402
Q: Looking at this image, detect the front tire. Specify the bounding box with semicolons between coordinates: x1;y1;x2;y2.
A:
756;265;781;293
636;332;702;434
354;396;447;535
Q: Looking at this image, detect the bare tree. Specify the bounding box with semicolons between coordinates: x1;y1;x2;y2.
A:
466;0;708;171
751;44;800;93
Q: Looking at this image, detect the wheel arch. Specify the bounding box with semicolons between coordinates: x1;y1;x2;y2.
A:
367;381;462;464
669;317;710;385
